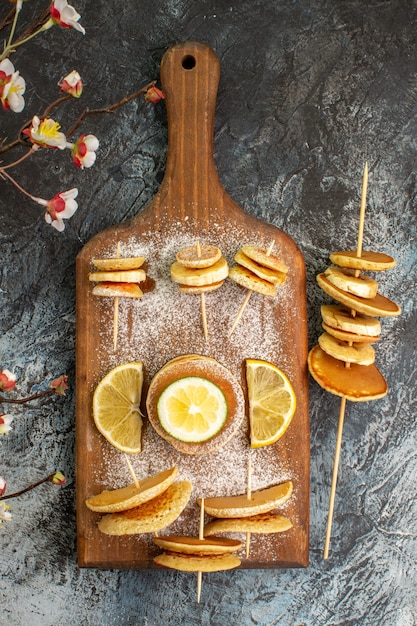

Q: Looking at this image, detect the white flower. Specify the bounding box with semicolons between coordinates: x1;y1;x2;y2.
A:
24;116;67;149
0;414;13;436
35;188;79;232
0;502;12;524
50;0;85;34
71;134;99;169
0;59;25;113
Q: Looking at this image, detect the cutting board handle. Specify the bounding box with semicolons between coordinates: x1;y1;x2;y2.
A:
159;41;222;206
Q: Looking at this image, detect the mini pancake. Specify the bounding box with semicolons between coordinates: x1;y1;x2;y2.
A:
229;265;277;297
146;356;245;455
204;514;293;535
178;280;224;294
91;256;145;271
241;245;288;274
318;332;375;366
154;551;241;572
153;535;242;555
322;322;379;344
321;304;381;337
176;244;222;268
92;282;143;298
97;481;192;535
329;250;396;271
157;354;218;374
317;274;401;317
89;269;146;283
234;250;287;285
85;466;178;513
324;266;378;299
171;256;228;286
308;345;387;401
200;481;293;518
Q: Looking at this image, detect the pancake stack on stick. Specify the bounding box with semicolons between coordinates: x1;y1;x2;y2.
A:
201;480;293;539
228;241;288;336
307;162;401;558
153;495;242;601
88;243;148;350
171;241;229;339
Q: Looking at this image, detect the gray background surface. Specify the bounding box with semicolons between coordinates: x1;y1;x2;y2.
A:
1;1;416;624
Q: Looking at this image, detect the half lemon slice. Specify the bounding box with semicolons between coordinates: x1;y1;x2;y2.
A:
157;376;228;443
93;362;143;453
246;359;296;448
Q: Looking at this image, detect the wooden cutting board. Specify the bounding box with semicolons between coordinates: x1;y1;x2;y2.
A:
76;41;309;569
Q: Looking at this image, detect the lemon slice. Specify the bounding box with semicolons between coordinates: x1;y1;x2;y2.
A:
246;359;296;448
157;376;228;443
93;362;143;453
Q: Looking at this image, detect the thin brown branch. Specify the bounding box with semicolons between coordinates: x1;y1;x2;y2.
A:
42;94;72;119
0;7;15;34
0;388;55;405
13;7;50;46
1;472;56;501
65;80;156;138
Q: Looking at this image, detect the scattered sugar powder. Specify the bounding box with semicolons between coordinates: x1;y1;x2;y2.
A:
83;222;309;566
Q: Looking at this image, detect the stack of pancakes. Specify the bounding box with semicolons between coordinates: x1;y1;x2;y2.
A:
308;250;401;401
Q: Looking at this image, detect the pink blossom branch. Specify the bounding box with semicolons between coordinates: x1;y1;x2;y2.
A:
0;374;67;406
0;80;158;154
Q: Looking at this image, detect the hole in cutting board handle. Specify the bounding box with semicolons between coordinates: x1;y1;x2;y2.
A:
182;54;196;70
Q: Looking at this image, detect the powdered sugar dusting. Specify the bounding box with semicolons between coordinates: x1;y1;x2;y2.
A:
83;221;308;566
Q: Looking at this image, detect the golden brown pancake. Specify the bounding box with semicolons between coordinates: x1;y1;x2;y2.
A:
329;250;396;271
317;274;401;317
308;345;387;401
146;356;245;455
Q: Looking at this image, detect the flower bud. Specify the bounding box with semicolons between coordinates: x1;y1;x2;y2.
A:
50;375;69;396
59;70;83;98
0;369;16;392
145;85;165;104
51;471;66;486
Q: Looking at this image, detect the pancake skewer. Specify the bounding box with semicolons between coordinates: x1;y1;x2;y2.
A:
323;162;368;559
228;240;275;337
171;242;228;339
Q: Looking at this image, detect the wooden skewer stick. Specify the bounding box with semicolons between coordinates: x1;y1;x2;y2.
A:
228;289;252;337
197;497;204;603
323;162;368;560
113;242;121;351
245;452;252;558
229;239;275;337
196;240;208;341
124;453;140;489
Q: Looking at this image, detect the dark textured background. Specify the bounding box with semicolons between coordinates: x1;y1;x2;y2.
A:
1;1;416;624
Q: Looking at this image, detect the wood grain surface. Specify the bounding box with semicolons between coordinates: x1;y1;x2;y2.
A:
76;41;309;569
